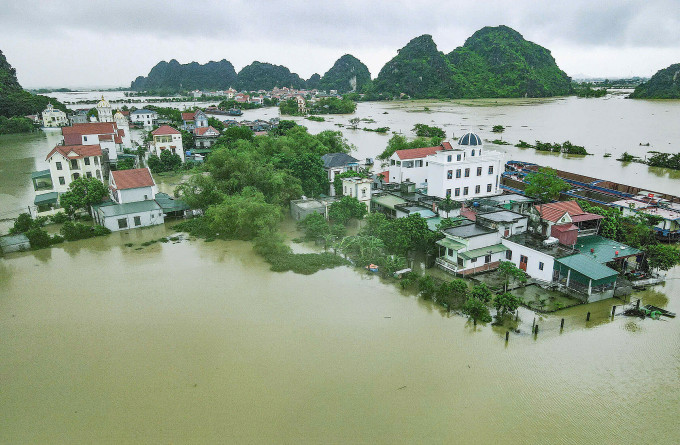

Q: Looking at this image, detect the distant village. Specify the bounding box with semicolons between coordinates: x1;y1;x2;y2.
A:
7;91;677;312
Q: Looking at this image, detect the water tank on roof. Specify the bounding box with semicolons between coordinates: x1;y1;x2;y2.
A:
543;237;559;247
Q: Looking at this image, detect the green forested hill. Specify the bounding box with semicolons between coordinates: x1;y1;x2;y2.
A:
319;54;371;93
629;63;680;99
374;26;572;99
235;62;305;91
0;49;67;118
130;59;237;93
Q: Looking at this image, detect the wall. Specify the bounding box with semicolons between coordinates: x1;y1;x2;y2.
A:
117;186;154;204
501;239;555;283
99;208;164;232
426;152;502;200
465;231;501;251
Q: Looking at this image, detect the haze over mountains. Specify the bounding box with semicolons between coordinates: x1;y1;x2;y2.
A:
130;25;573;98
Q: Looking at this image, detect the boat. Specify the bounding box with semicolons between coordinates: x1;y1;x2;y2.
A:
366;264;379;273
228;108;243;116
643;305;676;318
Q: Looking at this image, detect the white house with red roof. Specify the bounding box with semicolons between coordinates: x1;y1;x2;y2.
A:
387;142;451;186
194;125;220;148
61;122;131;161
426;133;503;201
150;125;184;162
530;200;604;238
181;110;208;131
92;168;164;231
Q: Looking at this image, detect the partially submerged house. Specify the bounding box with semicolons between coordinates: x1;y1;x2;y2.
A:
290;197;337;221
321;152;359;195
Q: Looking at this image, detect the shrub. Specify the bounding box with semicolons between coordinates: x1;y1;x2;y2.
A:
25;228;52;249
49;212;70;224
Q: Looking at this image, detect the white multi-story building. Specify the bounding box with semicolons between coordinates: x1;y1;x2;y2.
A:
150;125;184;161
96;96;113;123
130;109;158;128
44;144;104;192
387;143;451;187
61;122;130;161
426;133;503;201
342;177;372;212
41;103;68;127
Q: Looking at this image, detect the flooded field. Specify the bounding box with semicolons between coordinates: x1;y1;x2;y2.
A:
1;95;680;442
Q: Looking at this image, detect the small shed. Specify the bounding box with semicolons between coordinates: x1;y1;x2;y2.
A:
551;223;578;247
0;234;30;254
290;198;334;221
554;254;619;301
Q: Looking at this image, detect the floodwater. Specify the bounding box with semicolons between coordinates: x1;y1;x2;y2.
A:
2;95;680;442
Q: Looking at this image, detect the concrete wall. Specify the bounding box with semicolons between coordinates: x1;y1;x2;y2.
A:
427;155;502;200
501;239;555;283
118;186;154;204
98;208;164;232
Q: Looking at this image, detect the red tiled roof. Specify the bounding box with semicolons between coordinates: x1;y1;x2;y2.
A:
98;134;113;142
441;141;453;150
114;136;122;144
62;122;116;136
45;144;102;161
111;168;155;190
534;201;584;223
395;145;442;160
378;171;390;183
194;126;219;136
181;112;195;121
152;125;181;135
571;213;605;222
551;223;578;232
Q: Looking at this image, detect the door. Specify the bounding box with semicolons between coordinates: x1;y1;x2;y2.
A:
519;255;528;271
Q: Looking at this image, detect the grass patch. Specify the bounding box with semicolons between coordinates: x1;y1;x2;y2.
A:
265;252;350;275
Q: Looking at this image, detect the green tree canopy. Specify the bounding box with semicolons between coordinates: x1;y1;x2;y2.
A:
59;177;108;216
524;167;570;203
328;196;368;225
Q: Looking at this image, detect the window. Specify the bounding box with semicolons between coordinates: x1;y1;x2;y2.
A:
447;155;452;162
506;250;512;260
84;157;90;166
361;189;366;198
464;168;470;177
488;165;494;174
457;154;462;161
485;254;491;263
134;216;142;226
475;185;480;194
56;162;62;170
456;169;461;178
539;262;545;271
457;257;464;267
94;157;99;166
446;189;451;198
455;188;460;197
471;149;475;156
470;257;477;263
72;173;80;179
96;170;101;179
70;160;78;169
86;172;92;178
83;136;88;142
447;248;453;256
447;170;453;179
390;160;395;166
487;184;492;192
144;194;148;200
477;167;482;176
118;218;128;229
463;187;469;195
415;160;423;167
396;161;401;166
59;176;65;185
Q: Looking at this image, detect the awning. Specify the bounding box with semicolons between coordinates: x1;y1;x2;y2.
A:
556;254;619;281
34;192;58;205
458;243;509;260
31;169;51;180
436;238;465;251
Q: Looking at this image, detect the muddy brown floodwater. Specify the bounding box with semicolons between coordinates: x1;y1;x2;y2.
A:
1;96;679;442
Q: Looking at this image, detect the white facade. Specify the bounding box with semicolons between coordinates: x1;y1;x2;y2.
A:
46;146;104;193
426;146;503;201
94;201;164;232
151;127;184;162
42;103;68;127
500;239;556;283
130;109;158;128
387;146;440;187
342;177;372;211
96;96;113;123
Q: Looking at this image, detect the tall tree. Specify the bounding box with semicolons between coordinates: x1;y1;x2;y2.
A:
59;177;108;216
524;167;570;203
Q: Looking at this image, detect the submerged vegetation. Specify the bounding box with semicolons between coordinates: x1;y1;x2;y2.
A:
514;140;589;155
617;151;680;171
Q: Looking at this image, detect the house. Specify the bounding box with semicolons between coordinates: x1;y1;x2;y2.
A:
501;233;574;284
321;152;359;195
193;126;220;148
130;109;158;128
387;143;449;187
181;110;208;131
434;220;508;276
96;96;113;123
477;193;535;214
30;144;104;216
341;177;372;211
61;122;130;161
92;168;164;231
290;197;337;221
70;109;89;125
475;210;528;237
41;103;68;127
426;133;503;200
150;125;184;162
530;200;604;242
554;255;620;302
295;95;306;113
610;197;680;240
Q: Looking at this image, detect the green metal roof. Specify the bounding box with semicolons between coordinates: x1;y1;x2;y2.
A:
436;238;466;251
31;169;51;179
459;243;508;260
34;192;58;205
574;235;640;263
155;192;190;212
555;254;619;281
371;194;407;209
192;149;212;154
96;200;161;217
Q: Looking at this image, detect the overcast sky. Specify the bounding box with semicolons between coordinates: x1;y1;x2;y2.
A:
2;0;679;88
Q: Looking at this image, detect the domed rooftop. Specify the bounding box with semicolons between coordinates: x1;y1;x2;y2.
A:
457;132;482;146
97;95;110;108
